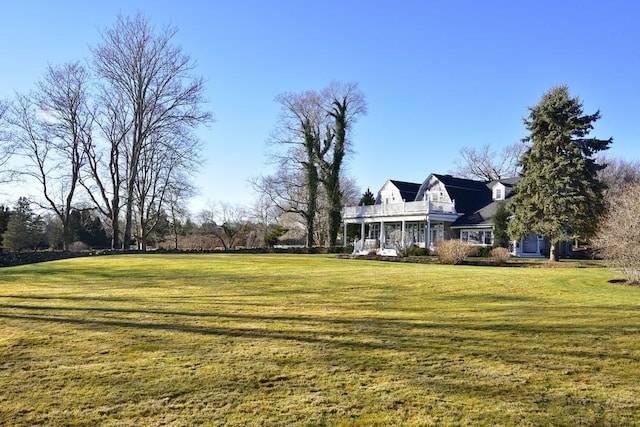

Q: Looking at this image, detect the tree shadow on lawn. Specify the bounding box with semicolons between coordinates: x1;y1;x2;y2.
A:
0;297;638;363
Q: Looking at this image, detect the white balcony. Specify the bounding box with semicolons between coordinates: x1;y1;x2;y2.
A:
342;200;456;220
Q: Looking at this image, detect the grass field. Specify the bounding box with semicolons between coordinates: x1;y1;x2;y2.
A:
1;254;639;426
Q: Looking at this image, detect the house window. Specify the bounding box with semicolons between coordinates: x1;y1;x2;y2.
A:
484;231;493;245
494;188;502;200
369;224;380;239
460;229;493;246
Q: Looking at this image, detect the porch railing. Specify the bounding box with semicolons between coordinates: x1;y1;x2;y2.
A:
343;200;455;219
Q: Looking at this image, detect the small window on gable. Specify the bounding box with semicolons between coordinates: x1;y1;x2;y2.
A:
493;184;504;201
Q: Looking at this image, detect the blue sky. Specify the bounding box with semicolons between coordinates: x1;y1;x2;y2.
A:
1;1;639;212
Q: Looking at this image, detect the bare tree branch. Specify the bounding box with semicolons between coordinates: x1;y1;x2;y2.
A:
451;142;525;181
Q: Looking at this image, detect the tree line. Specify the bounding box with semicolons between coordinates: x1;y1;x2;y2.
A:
0;13;210;252
0;13;368;253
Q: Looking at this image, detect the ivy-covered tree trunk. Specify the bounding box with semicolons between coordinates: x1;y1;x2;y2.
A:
302;120;319;248
315;82;366;247
321;96;347;248
508;85;611;261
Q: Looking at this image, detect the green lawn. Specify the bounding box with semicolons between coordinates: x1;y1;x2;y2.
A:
1;254;638;426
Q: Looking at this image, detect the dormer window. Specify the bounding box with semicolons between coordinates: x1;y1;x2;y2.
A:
493;183;505;201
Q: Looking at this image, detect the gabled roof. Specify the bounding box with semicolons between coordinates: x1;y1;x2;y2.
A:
432;174;493;215
389;180;421;202
452;177;519;227
453;199;510;227
487;177;519;189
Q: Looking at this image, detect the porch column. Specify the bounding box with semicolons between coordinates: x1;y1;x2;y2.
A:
426;216;431;249
360;222;365;251
342;221;346;247
401;220;406;242
380;221;385;247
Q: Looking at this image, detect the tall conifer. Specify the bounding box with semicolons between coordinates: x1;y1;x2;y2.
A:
509;86;612;261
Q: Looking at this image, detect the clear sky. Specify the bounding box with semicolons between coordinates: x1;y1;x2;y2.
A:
1;0;638;213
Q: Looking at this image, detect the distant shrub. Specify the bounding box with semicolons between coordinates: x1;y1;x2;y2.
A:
69;241;90;252
490;247;511;266
407;247;430;257
436;240;473;265
328;245;353;254
475;246;493;258
389;230;413;257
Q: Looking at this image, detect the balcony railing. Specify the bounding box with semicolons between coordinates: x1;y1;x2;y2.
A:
342;200;456;219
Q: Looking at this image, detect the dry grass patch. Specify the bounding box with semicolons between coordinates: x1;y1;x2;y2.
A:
0;254;639;425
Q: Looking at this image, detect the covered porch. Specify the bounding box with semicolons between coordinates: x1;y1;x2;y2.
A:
342;200;459;255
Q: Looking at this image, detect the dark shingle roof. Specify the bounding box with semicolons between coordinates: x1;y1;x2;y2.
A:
452;177;520;227
389;180;421;202
432;174;493;215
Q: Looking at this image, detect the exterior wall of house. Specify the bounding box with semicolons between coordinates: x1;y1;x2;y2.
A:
377;181;403;204
417;176;451;203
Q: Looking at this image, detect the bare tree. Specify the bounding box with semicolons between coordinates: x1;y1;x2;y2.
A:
247;191;281;248
92;13;211;249
81;88;130;249
451;143;525;181
252;166;311;240
6;62;92;251
0;99;15;184
198;202;249;250
133;129;200;251
593;183;640;284
267;90;324;247
165;180;193;250
597;155;640;202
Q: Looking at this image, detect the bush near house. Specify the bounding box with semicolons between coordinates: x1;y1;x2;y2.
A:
436;239;475;264
490;246;511;266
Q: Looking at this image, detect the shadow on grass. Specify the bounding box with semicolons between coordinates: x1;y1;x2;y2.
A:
1;295;638;364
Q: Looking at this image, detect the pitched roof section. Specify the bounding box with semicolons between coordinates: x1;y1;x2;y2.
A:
369;174;519;226
453;199;509;227
452;177;520;227
432;174;493;215
389;180;421;202
487;177;519;188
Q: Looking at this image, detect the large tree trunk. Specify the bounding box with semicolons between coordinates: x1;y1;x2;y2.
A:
110;196;120;250
123;193;134;250
549;241;559;262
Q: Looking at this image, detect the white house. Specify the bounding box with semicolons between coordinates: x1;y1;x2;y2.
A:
341;173;547;257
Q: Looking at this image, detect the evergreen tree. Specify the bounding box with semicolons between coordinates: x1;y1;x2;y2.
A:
67;209;109;249
359;188;375;205
2;197;44;251
508;86;612;261
0;205;10;238
492;201;510;249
